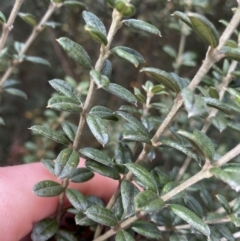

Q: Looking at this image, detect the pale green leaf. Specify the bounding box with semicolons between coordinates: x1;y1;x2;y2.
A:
30;125;70;145
57;37;92;70
103;83;137;105
123;19;161;36
86;114;108;146
25;56;50;66
31;218;58;241
125;163;158;192
131;220;162;239
116;230;135;241
79;147;112;166
188;12;219;47
55;148;79;179
18;12;37;26
169;204;210;236
70;168;94;183
4;88;27;99
47;96;82;113
33;180;64;197
85;205;118;226
66;188;87;211
85;159;120;180
111;46;144;67
134;190;164;212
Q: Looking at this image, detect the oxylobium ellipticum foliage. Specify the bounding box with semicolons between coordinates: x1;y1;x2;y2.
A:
1;0;240;240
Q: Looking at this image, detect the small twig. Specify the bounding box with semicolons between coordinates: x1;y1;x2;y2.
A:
72;9;122;150
158;216;231;231
0;0;24;52
0;3;61;87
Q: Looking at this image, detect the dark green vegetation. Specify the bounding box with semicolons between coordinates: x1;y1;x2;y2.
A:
1;0;240;240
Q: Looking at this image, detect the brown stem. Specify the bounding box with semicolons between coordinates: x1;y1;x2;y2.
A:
72;9;122;150
0;0;24;52
0;3;61;87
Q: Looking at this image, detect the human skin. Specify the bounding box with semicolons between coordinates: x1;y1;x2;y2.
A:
0;161;118;241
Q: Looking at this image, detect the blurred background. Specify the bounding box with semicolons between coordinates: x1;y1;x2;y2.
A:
0;0;238;166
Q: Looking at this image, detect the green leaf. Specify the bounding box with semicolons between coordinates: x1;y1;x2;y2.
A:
187;12;219;47
84;25;108;45
131;220;162;239
150;84;165;95
121;130;151;144
79;147;112;166
90;105;118;121
75;211;96;226
82;11;106;36
233;196;240;214
25;56;51;66
41;159;55;175
18;12;37;26
49;79;83;103
31;218;58;241
111;195;124;220
33;180;64;197
100;59;112;78
229;214;240;227
30;125;70;145
221;46;240;61
169;204;210;236
177;129;215;160
63;0;86;7
66;188;87;211
134;87;146;104
125;163;158;192
123;19;161;36
61;121;77;142
163;45;177;58
85;159;120;180
121;180;139;218
55;148;79;179
103;83;137;105
203;97;232;115
172;11;192;28
226;87;240;103
141;67;187;93
57;37;92;70
210;167;240;192
210;116;228;132
0;117;5;125
209;87;219;99
90;70;110;88
4;88;27;99
85;205;118;226
116;230;135;241
55;230;78;241
111;46;144;67
215;194;231;214
181;88;208;118
134;190;164;212
86;114;108;146
42;21;61;29
70;167;94;183
47;96;82;114
2;79;20;88
184;195;204;217
0;11;6;23
114;142;133;173
160;138;201;164
115;110;148;136
115;2;136;17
